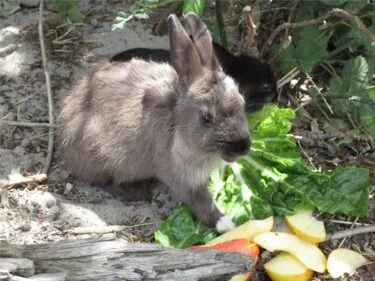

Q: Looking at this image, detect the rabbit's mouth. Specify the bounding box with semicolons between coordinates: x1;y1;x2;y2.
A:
222;153;238;163
221;136;251;162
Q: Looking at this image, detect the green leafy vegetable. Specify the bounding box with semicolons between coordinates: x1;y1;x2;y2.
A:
154;204;216;248
212;105;370;223
155;105;370;248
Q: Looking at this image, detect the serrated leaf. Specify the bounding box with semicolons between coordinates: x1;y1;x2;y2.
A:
182;0;205;16
344;0;368;13
342;56;369;89
275;44;298;74
294;26;329;72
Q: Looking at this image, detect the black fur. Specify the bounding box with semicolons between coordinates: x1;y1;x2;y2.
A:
111;42;277;112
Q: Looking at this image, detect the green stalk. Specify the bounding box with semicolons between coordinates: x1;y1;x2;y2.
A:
215;0;227;47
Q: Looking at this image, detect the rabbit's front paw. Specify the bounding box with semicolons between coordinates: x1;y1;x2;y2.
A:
215;215;235;233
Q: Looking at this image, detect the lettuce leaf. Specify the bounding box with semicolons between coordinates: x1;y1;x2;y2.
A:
155;105;371;248
154;203;217;248
212;105;370;224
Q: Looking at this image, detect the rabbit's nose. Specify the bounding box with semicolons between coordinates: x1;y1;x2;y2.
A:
227;136;251;156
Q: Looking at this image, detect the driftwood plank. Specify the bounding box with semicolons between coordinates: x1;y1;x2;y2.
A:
0;258;34;277
0;237;255;281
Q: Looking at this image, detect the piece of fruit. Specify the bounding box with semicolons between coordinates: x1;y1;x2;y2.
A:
229;272;251;281
206;216;274;245
191;239;259;281
285;207;326;243
190;238;260;260
253;232;326;273
327;248;368;278
264;253;314;281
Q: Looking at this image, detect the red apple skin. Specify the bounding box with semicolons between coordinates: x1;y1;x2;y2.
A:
190;238;259;260
190;239;259;281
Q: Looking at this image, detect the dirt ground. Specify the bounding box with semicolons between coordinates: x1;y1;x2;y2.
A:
0;1;374;281
0;0;174;245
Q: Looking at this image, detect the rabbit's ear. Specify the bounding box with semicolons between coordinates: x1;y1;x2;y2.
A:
186;13;218;71
168;14;203;87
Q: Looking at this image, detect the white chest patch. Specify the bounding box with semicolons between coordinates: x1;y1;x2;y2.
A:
172;132;224;187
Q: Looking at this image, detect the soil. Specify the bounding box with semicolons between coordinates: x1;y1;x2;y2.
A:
0;1;374;281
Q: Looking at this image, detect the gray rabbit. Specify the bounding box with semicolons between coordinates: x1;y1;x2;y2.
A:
57;13;250;233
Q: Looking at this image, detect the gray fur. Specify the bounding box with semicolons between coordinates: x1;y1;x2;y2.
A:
57;13;250;229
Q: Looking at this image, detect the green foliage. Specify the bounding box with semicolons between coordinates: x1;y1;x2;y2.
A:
154;204;217;248
275;0;375;143
112;0;160;30
155;106;371;248
182;0;205;16
277;26;329;73
112;0;205;30
210;105;370;223
52;0;84;23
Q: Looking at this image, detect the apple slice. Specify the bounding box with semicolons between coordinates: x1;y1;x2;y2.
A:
327;248;368;278
229;272;251;281
285;207;326;243
191;239;259;281
253;232;326;273
264;253;314;281
190;238;259;260
206;216;274;245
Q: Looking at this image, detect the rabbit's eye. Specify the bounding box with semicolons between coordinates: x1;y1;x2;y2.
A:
200;112;212;127
260;81;271;92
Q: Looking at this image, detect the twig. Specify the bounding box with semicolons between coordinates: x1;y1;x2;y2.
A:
38;0;55;174
306;73;334;115
326;224;375;241
338;217;359;248
277;67;300;89
0;174;47;189
0;120;56;128
297;140;317;170
268;0;298;63
330;219;370;226
67;222;159;235
260;8;375;57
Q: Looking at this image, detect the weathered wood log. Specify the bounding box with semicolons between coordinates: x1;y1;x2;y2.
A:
0;258;34;277
0;237;255;281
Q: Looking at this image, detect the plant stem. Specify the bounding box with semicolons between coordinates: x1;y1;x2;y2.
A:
215;0;227;48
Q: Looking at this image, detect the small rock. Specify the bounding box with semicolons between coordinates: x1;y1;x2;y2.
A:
64;182;73;195
20;222;31;232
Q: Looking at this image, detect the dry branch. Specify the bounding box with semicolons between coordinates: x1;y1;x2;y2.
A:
0;120;56;128
0;237;255;281
261;8;375;57
326;225;375;241
38;0;55;174
0;174;47;189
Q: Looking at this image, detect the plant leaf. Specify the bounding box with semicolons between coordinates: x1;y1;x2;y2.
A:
154;204;217;248
182;0;205;16
66;8;85;23
52;0;78;13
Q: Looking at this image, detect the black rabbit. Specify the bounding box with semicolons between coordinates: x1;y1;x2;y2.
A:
111;42;277;112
